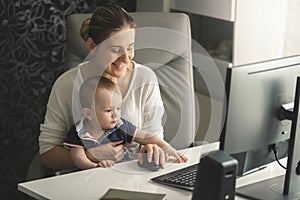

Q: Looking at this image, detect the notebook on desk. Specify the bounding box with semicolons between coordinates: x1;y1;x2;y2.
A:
100;188;166;200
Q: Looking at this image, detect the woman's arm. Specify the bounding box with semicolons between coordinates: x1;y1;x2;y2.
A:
40;144;125;170
39;70;77;169
134;130;168;149
40;146;75;170
70;148;98;170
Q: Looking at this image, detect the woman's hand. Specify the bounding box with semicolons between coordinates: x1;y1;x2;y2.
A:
97;160;115;168
162;144;188;163
86;141;126;162
137;144;166;168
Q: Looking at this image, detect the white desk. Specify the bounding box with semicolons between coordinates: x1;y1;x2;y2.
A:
18;142;285;200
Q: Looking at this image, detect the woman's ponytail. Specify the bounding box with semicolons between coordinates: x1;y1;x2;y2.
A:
80;18;91;41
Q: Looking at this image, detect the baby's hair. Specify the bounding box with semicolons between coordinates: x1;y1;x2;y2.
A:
79;76;117;109
80;4;137;44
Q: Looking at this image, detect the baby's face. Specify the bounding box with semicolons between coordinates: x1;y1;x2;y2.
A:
94;88;122;130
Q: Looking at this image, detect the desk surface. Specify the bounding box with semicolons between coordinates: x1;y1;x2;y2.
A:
18;142;285;200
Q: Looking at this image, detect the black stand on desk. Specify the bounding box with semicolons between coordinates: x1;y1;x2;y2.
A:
237;77;300;200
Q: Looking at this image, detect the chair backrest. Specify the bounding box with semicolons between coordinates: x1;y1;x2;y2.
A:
65;12;195;149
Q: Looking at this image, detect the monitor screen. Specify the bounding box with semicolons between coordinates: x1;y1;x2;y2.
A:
220;56;300;176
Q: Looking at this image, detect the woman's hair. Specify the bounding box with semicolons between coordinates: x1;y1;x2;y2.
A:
79;76;117;109
80;5;136;44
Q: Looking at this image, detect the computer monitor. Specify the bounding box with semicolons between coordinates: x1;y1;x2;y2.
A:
220;55;300;199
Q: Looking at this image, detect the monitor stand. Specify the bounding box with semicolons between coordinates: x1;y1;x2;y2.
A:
237;175;300;200
236;77;300;200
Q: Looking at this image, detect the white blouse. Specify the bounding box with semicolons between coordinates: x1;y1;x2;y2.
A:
39;61;164;154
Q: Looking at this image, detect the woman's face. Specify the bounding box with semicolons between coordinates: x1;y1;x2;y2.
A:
93;27;135;79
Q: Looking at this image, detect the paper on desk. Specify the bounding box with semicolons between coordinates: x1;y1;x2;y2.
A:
100;188;166;200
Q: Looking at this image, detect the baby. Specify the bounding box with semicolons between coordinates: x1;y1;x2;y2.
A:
64;76;187;169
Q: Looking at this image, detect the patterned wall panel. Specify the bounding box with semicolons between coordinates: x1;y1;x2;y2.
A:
0;0;135;199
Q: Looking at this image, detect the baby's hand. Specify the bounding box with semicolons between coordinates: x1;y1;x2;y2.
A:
97;160;115;168
163;144;188;163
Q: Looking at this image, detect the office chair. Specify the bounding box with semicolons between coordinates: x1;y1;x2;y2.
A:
27;12;195;180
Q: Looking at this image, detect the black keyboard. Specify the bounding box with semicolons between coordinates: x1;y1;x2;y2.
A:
151;164;199;191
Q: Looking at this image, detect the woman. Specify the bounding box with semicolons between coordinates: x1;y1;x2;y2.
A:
39;5;166;170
